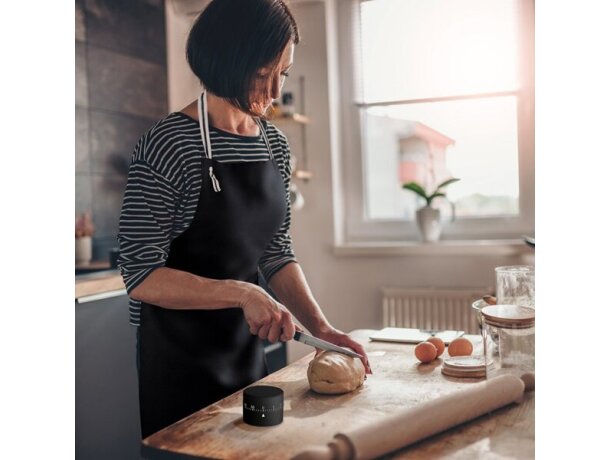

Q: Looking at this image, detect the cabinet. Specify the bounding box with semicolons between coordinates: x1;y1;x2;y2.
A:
75;290;141;460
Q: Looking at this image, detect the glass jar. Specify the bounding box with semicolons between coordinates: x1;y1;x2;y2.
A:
495;265;535;308
482;305;535;379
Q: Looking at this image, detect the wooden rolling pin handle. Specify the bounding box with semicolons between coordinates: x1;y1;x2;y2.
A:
330;435;355;459
521;372;535;391
290;437;353;460
291;446;334;460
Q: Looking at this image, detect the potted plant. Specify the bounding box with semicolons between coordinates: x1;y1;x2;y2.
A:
402;178;460;242
75;211;95;264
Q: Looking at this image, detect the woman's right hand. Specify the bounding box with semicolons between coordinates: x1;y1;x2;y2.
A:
239;284;297;343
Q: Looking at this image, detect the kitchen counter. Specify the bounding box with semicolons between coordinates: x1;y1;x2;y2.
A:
142;329;534;459
75;269;125;300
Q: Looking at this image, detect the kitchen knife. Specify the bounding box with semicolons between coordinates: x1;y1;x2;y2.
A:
293;331;363;359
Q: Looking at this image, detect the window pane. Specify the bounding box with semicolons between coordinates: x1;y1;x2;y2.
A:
360;0;520;102
363;96;519;220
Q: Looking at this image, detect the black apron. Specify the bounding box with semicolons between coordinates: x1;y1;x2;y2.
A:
137;90;287;438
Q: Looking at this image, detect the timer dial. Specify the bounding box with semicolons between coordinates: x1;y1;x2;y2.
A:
243;385;284;427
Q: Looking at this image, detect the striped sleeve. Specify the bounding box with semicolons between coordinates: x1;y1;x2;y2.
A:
117;134;184;319
258;128;298;282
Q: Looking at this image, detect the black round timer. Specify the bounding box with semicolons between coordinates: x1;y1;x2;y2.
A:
242;385;284;427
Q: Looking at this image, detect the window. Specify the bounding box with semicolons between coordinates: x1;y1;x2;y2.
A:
337;0;534;242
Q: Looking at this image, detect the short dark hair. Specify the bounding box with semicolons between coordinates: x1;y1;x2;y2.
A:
186;0;300;118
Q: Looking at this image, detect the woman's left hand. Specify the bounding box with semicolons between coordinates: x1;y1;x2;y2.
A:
313;325;372;375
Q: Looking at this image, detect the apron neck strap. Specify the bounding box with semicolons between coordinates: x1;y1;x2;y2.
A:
197;90;213;159
198;90;221;192
254;118;278;165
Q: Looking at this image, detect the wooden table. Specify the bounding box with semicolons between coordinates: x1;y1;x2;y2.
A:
142;330;534;459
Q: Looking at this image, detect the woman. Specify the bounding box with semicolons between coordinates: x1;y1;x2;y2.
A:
118;0;371;439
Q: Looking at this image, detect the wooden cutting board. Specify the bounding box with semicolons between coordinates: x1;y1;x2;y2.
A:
142;329;533;459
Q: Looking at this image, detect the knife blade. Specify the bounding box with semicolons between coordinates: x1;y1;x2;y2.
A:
293;331;363;359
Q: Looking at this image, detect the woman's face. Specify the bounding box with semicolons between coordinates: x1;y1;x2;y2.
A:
251;42;294;113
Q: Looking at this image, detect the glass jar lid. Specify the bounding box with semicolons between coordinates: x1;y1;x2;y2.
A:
481;305;535;328
494;265;535;274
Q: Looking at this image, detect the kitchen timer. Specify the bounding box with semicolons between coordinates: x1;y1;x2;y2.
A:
242;385;284;426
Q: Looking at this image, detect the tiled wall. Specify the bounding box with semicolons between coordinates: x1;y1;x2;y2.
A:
75;0;168;261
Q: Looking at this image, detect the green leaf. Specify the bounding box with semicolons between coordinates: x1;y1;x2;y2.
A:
435;177;460;193
428;192;446;206
402;182;428;200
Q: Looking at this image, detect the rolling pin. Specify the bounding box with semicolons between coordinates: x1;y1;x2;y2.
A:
292;374;526;460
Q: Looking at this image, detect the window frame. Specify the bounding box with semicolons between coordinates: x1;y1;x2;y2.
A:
335;0;535;243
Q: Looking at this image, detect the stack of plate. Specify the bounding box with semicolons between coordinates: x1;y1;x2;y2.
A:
441;356;492;378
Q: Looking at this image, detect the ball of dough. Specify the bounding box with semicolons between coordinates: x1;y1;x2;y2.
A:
307;351;365;395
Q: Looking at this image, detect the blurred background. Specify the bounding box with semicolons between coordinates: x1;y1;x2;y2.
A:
76;0;534;355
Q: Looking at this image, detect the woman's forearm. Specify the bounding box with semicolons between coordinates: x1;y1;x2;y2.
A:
268;262;331;335
130;266;249;310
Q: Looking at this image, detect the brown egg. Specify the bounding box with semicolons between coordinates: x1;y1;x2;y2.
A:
426;337;445;358
414;342;438;363
448;337;473;357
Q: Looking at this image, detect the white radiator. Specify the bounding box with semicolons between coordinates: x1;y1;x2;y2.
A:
381;287;491;334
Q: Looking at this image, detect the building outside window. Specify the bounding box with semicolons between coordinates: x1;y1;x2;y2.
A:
337;0;534;242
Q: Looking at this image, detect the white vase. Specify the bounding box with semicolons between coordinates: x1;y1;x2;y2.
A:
415;206;442;242
76;236;93;264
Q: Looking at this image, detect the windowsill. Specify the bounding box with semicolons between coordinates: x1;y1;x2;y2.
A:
334;239;532;256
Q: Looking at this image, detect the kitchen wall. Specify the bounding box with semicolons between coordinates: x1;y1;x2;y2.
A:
75;0;168;261
165;0;535;364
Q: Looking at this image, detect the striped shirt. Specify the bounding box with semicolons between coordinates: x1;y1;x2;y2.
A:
117;112;297;326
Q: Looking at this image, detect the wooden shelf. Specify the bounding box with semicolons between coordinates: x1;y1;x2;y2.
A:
76;260;111;270
270;113;310;124
293;169;313;180
272;78;312;194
